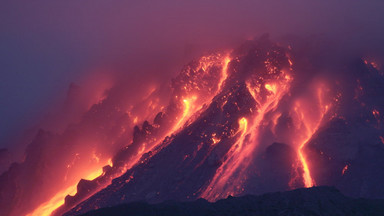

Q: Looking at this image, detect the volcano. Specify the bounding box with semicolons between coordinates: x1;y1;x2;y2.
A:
1;36;384;216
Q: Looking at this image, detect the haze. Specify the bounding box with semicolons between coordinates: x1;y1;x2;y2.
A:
1;0;383;152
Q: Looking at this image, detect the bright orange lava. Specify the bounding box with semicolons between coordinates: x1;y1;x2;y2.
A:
172;98;193;132
291;84;331;188
265;83;277;94
26;166;105;216
201;67;293;201
298;140;315;187
201;117;248;200
218;56;231;90
238;118;248;138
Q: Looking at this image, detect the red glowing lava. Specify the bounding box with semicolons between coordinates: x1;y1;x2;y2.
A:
202;56;293;201
24;52;235;216
201;117;248;200
13;39;354;216
26;163;107;216
289;82;331;188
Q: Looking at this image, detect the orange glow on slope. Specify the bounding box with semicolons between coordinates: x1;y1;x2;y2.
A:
107;158;113;167
26;166;105;216
218;56;231;90
238;118;248;138
172;98;193;132
27;52;234;216
298;141;315;187
290;84;331;188
211;133;221;144
26;186;77;216
363;58;381;71
84;168;104;181
342;164;349;175
265;83;277;94
202;70;292;201
201;117;248;200
271;112;282;134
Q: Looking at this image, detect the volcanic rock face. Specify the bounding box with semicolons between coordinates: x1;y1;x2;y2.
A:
80;187;384;216
62;37;384;215
1;36;384;216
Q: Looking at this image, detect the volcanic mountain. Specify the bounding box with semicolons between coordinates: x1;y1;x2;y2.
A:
1;36;384;216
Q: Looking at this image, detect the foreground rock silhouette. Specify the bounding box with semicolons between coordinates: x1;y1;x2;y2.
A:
80;186;384;216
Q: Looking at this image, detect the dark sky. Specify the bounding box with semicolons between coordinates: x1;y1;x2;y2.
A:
1;0;383;150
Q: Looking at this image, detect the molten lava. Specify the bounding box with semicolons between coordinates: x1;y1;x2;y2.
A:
265;83;277;94
201;117;248;200
10;39;361;216
26;165;105;216
202;62;293;200
218;56;231;90
290;83;331;188
298;141;315;187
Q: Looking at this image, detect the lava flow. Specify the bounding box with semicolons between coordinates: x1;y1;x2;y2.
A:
290;82;331;188
5;37;383;216
27;53;233;216
201;55;293;201
26;165;106;216
201;117;248;200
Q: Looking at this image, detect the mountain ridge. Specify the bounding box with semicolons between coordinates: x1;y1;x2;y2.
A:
79;186;384;216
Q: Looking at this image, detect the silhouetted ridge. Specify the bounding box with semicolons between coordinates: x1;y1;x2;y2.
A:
80;186;384;216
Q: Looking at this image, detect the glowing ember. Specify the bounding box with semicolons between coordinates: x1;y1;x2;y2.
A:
373;109;380;119
342;164;349;175
364;58;382;71
211;133;221;144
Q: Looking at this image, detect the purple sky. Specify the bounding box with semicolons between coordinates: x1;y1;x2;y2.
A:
1;0;384;150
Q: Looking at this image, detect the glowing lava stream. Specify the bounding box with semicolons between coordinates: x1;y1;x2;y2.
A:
26;167;105;216
27;53;233;216
201;117;248;200
202;78;292;201
173;98;193;131
292;85;330;188
298;138;315;187
218;56;231;90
